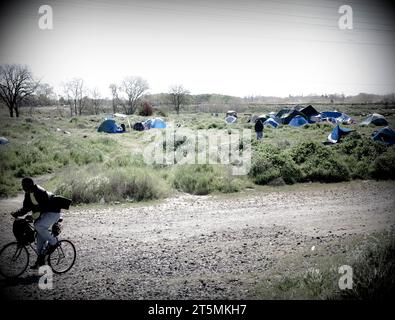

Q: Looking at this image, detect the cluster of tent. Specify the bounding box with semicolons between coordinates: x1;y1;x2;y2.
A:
97;115;167;133
245;105;393;145
251;105;358;128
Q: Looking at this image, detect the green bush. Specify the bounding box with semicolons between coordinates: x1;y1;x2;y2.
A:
171;164;219;195
0;171;19;197
371;147;395;180
249;144;301;185
289;142;350;182
171;164;243;195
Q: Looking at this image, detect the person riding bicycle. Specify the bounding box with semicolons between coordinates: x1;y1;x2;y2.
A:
11;177;71;269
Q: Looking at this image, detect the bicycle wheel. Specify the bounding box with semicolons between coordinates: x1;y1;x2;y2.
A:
48;240;76;274
0;242;29;279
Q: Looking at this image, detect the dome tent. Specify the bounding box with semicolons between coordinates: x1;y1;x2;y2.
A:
361;114;388;126
143;118;166;129
372;127;395;145
97;119;125;133
263;118;279;128
289;115;308;127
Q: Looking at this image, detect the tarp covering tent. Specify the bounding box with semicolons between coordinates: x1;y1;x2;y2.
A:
225;115;237;124
263;118;279;128
289;115;308;127
361;113;388;126
0;137;9;145
321;111;342;119
275;107;292;119
372;127;395;145
300;105;319;118
327;125;354;143
97;119;125;133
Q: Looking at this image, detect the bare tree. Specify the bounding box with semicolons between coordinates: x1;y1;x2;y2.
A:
121;76;149;114
109;83;122;114
0;64;38;117
61;82;73;116
169;84;190;115
91;87;102;115
63;78;85;116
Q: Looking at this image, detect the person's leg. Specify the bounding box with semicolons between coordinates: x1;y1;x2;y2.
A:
35;212;60;247
34;223;46;255
32;221;47;269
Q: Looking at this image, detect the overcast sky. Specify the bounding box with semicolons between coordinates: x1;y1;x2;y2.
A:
1;0;394;98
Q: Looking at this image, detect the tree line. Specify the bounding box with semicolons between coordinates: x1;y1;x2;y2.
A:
0;64;190;117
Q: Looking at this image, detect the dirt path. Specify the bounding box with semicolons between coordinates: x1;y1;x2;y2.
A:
1;181;394;299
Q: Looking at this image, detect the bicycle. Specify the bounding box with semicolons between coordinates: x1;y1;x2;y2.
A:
0;216;76;279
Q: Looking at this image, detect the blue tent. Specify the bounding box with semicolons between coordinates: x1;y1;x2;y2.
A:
327;125;354;143
372;127;395;145
289;115;308;127
97;119;124;133
263;118;279;128
151;118;166;128
143;118;167;129
321;111;342;119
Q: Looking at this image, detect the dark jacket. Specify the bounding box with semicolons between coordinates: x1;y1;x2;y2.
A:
254;119;264;132
15;185;71;217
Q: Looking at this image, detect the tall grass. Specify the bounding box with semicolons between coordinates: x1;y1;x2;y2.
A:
53;166;168;204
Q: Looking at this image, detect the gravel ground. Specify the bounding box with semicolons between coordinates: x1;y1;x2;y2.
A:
0;181;394;299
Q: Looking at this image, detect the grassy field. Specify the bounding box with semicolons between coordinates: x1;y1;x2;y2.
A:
0;103;394;202
253;229;395;300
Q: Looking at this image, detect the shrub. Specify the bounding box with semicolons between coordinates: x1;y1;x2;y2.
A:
371;147;395;180
171;164;219;195
138;101;154;116
0;171;19;197
249;144;301;185
289;142;350;182
171;164;243;195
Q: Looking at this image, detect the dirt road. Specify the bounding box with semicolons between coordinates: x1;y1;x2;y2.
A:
1;181;394;299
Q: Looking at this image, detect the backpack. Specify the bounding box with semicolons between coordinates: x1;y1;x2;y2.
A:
133;122;145;131
13;219;35;245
